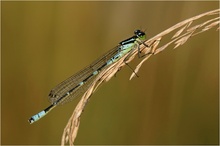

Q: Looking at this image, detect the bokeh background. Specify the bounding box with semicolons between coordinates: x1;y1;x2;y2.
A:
2;1;219;145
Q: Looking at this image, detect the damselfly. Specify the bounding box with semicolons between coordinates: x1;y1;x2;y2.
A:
28;30;147;124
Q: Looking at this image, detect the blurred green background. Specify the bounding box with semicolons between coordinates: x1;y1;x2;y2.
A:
2;1;219;145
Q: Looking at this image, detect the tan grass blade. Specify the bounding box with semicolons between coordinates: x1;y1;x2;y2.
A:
61;9;219;146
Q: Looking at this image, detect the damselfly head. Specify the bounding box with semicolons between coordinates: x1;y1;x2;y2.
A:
134;30;146;40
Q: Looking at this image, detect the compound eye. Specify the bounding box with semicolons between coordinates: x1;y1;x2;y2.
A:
134;29;141;35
